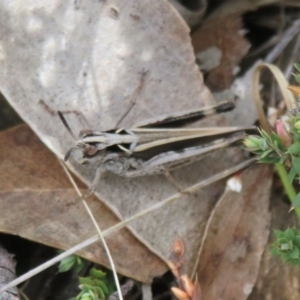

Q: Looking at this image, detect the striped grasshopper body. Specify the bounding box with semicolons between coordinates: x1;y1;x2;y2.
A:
60;101;252;159
56;101;253;191
102;133;245;178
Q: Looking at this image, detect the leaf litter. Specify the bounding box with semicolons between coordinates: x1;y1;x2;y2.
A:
0;0;289;298
0;125;166;282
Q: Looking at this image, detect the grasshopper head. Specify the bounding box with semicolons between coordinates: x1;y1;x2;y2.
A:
77;132;109;154
58;111;99;161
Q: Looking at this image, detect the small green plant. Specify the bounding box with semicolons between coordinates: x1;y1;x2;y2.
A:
244;116;300;207
73;268;113;300
58;254;84;273
293;62;300;84
244;62;300;265
244;62;300;209
270;228;300;265
58;256;116;300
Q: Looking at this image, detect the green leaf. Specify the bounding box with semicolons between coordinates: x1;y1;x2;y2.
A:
94;279;109;294
295;74;300;84
274;230;284;239
280;242;291;251
291;246;300;259
271;132;285;151
279;153;289;164
284;228;296;240
270;247;280;255
294;193;300;208
295;65;300;73
93;286;105;299
290;258;300;265
288;143;300;156
58;260;75;272
294;236;300;248
294;132;300;143
259;154;281;164
292;156;300;173
75;262;84;274
87;290;97;300
105;271;116;296
294;63;300;73
89;268;106;280
244;136;262;150
81;285;95;292
288;166;297;183
76;291;86;300
260;148;274;159
79;277;95;286
291;227;298;235
58;255;84;273
281;253;292;261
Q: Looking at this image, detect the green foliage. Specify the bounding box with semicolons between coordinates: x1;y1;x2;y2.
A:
58;256;115;300
243;129;284;164
244;61;300;267
72;268;116;300
294;63;300;73
58;255;84;273
244;111;300;171
271;228;300;265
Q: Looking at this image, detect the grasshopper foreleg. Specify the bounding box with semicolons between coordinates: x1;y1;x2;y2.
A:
39;99;91;130
115;128;137;154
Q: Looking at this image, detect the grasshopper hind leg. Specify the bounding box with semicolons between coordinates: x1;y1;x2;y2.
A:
114;71;148;128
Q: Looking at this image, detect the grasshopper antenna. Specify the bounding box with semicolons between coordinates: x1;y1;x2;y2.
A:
58;111;77;161
58;111;76;140
64;147;74;161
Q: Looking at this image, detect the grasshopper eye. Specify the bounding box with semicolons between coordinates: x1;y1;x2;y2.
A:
83;145;98;156
79;129;93;138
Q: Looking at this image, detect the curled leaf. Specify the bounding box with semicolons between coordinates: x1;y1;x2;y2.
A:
181;274;194;298
171;287;190;300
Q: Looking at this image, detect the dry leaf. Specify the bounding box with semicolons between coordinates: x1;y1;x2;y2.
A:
0;0;247;277
214;60;262;127
0;246;18;299
197;165;272;299
192;14;250;91
0;125;166;282
191;0;284;91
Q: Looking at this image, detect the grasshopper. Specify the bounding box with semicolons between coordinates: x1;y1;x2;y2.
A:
57;101;252;160
45;100;253;193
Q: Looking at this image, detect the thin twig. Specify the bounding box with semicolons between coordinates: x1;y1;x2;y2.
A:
284;32;300;80
253;62;296;135
191;186;228;277
59;160;123;300
265;19;300;63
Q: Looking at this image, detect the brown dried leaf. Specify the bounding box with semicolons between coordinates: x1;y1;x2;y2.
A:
0;125;166;282
192;14;250;91
0;0;247;277
0;246;18;299
171;287;190;300
181;274;194;298
197;165;272;299
191;0;283;92
192;277;202;300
